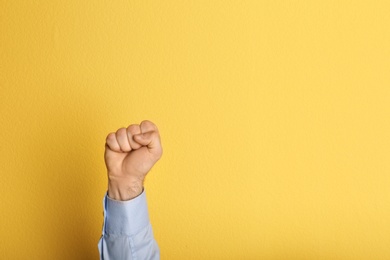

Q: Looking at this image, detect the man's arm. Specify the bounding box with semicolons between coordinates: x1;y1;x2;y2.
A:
98;120;162;260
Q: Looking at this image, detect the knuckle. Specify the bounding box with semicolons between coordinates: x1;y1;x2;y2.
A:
116;128;128;140
127;124;140;134
116;127;126;135
140;119;152;125
106;132;115;142
140;120;157;130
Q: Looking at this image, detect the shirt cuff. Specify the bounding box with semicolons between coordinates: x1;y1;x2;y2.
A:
103;189;150;236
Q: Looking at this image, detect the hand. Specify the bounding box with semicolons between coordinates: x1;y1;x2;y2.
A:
104;120;163;200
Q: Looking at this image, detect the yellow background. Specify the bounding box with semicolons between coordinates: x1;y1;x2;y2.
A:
1;1;389;259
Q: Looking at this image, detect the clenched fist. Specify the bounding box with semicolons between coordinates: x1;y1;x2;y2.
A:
105;120;163;201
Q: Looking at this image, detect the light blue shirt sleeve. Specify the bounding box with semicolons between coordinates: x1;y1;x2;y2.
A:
98;190;160;260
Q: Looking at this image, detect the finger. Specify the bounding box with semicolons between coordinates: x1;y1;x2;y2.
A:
139;120;158;134
116;128;131;152
133;130;162;158
127;124;142;150
105;132;121;152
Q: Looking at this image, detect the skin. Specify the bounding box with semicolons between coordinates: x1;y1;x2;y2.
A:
104;120;163;201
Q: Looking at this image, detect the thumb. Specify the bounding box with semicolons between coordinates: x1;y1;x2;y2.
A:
133;131;162;156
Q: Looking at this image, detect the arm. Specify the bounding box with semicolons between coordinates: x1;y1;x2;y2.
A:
98;120;163;260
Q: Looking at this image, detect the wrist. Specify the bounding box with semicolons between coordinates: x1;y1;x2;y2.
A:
107;177;144;201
